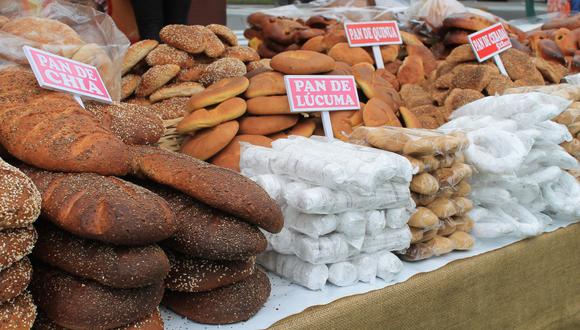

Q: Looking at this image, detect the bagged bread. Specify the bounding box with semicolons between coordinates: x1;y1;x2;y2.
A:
258;252;328;290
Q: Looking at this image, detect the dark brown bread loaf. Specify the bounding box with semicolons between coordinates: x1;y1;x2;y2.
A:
85;102;164;146
33;221;170;288
165;251;255;292
148;184;267;260
22;167;177;246
0;157;41;230
34;309;164;330
0;226;37;270
129;146;284;233
31;263;164;330
0;257;32;304
0;90;131;176
163;269;270;324
0;292;36;329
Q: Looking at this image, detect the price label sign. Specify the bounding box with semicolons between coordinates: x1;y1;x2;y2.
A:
23;46;112;105
344;21;402;47
285;75;360;139
468;23;511;76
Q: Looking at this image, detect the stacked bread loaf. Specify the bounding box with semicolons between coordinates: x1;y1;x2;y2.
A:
240;136;414;290
0;158;40;329
349;126;475;261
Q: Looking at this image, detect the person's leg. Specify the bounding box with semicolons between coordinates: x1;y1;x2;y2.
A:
163;0;191;25
131;0;164;40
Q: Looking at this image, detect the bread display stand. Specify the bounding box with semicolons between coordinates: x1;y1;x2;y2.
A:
161;219;580;329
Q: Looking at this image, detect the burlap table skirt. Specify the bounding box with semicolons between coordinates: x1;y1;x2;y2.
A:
270;223;580;330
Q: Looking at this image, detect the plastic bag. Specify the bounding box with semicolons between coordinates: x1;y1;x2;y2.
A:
0;1;129;101
328;262;358;287
252;174;288;204
503;84;580;101
293;232;354;265
284;207;338;239
531;121;573;145
542;171;580;218
352;253;378;283
375;250;403;282
361;226;412;253
406;0;466;30
440;116;519;132
258;251;329;291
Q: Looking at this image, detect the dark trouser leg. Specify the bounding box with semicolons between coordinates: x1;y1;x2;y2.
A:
163;0;191;25
131;0;164;41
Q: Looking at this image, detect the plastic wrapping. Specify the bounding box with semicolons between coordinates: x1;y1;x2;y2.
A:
542;171;580;218
531;121;573;145
406;0;466;30
258;252;329;291
328;262;358;287
464;128;531;174
284;207;338;239
0;1;129;101
503;84;580;101
352;253;378;283
253;174;288;204
293;232;353;265
375;250;404;281
360;226;412;253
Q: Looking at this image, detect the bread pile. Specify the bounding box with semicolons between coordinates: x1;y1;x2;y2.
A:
349;127;475;261
121;24;262;110
240;136;414;289
0;63;283;326
0;158;40;329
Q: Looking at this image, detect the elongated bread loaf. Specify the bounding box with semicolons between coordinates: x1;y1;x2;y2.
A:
0;157;41;230
22;167;177;246
129;146;283;233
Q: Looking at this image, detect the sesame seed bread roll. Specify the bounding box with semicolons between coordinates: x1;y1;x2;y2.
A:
33;221;170;289
0;257;31;304
0;226;37;271
145;44;194;68
0;293;36;329
123;40;159;74
160;25;206;54
121;74;141;100
0;158;41;230
199;58;247;86
149;82;204;103
163;269;270;325
136;64;181;97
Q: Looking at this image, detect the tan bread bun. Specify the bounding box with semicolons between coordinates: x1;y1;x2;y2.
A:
136;64;181;97
410;172;440;195
0;158;41;230
2;17;84;58
327;42;374;66
443;29;469;45
288;119;316;137
187;76;249;110
0;226;36;270
181;121;239;160
162;270;270;325
401;242;434;261
246;95;290;115
427;236;455;256
443;13;494;31
178;64;206;82
200;58;247;86
408;207;439;229
0;257;31;304
160;25;206;54
427;198;458;219
363;97;401;127
452;197;474;215
123;40;159;74
453;180;471;197
0;293;36;329
405;156;425;173
397;55;425;85
121;74;142;100
419;228;438;243
222;46;259;63
146;44;194;68
327;61;353;76
129;146;284;233
433;163;473;187
380;45;399;63
166;252;255;292
445;43;477;63
407;44;437;75
239;115;299;135
366;128;410;153
178;97;246;133
419;155;441;172
208;24;238;46
448;231;474;250
150;82;204;103
455;215;475;233
33;221;170;289
329;110;356;141
437;218;457;236
32;263;164;330
410;227;424;244
271;50;335;74
245;72;286;98
301;35;325;52
403;136;459;156
211;135;273;172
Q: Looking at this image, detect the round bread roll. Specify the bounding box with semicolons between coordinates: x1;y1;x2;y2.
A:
177;64;206;82
122;40;159;75
271;50;335;74
329;110;356;141
178;97;246;133
0;158;41;230
163;269;270;325
408;207;439;229
211;135;273;172
326;61;353;76
443;29;469;45
135;64;181;97
207;24;238;46
245;71;286;98
0;226;36;271
187;76;249;110
149;97;188;120
443;13;494;32
246;59;272;77
222;46;259;63
328;42;374;66
34;309;164;330
301;35;325;52
181;121;239;160
145;44;194;68
199;58;247;86
0;293;36;329
166;252;255;292
33;221;170;289
149;82;204;103
0;257;31;304
157;187;268;261
160;25;206;54
410;172;440;195
239;115;299;135
288;119;316;137
246;95;290;115
31;264;164;330
202;28;226;58
121;74;142;100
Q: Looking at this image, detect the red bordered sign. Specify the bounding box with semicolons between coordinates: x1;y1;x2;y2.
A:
284;75;360;113
344;21;402;47
468;22;512;62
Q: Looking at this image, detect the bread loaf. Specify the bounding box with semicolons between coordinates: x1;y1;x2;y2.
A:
0;257;31;304
178;97;246;133
0;92;131;176
33;221;170;288
31;263;164;330
163;270;270;324
427;236;455;256
239;115;299;135
427;197;458;219
0;226;36;270
437;218;457;236
408;207;439;229
0;293;36;329
166;251;255;292
271;50;335;74
148;184;268;259
180;121;239;160
410;172;440;195
22;167;177;246
187;76;249;110
246;96;291;115
366;128;411;153
328;42;373;66
245;71;286;98
448;231;474;250
0;158;41;230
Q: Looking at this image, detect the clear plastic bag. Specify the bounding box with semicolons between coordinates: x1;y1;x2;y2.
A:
406;0;466;30
284;206;338;239
361;226;412;253
531;121;573;145
503;84;580;102
328;262;358;287
258;251;329;291
541;171;580;218
375;250;403;282
440;116;519;133
293;232;354;265
0;1;129;101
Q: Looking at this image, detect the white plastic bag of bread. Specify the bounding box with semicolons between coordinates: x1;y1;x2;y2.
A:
442;92;580;238
0;1;129;100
